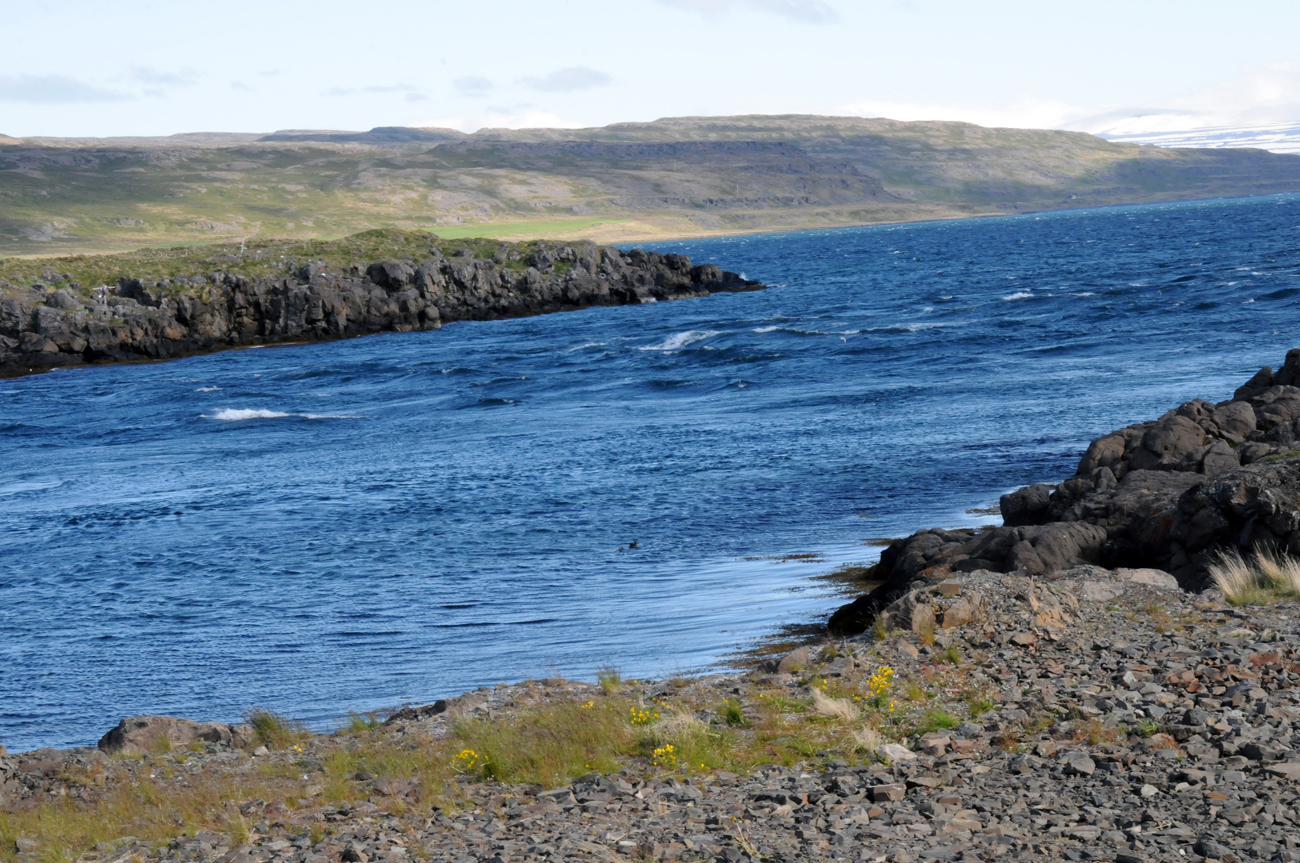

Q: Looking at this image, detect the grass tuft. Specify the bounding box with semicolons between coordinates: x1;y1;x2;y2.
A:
849;725;882;758
1075;717;1122;746
936;644;962;665
916;708;958;733
1254;546;1300;595
341;711;381;735
1130;719;1159;738
719;700;747;727
596;665;622;695
1210;547;1300;605
810;688;859;723
244;708;309;750
965;691;996;717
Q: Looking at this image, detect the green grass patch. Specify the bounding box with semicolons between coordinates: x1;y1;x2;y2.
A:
915;708;959;733
244;708;310;750
0;229;591;299
432;218;613;240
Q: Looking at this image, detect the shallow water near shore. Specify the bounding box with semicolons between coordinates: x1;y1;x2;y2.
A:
3;193;1300;751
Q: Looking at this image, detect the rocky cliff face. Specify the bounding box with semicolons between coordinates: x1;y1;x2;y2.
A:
829;349;1300;635
0;242;762;377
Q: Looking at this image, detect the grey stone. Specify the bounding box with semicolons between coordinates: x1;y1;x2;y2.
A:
777;646;812;673
97;715;256;755
1063;754;1096;776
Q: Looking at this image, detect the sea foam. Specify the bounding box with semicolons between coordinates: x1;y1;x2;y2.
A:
639;330;720;351
206;408;361;421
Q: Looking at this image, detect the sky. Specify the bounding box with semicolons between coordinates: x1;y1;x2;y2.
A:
3;0;1300;139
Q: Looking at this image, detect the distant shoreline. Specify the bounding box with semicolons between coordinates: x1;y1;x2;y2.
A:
6;113;1300;257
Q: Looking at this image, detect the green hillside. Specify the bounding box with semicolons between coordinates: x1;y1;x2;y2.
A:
3;114;1300;256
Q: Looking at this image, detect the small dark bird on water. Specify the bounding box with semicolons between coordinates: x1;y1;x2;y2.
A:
629;539;640;549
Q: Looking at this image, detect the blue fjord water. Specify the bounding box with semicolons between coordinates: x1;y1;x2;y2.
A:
3;194;1300;751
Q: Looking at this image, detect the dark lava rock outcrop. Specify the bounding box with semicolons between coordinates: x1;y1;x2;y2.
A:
0;243;761;377
830;349;1300;636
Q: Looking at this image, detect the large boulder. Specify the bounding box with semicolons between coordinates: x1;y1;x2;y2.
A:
97;715;256;755
365;261;415;290
1128;414;1207;472
1000;484;1052;526
1164;460;1300;571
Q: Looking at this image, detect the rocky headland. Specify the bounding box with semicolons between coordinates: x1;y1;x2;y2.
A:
0;236;761;378
829;350;1300;637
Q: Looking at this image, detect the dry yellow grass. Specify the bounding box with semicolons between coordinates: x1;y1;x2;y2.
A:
849;725;882;757
1209;547;1300;605
1255;547;1300;595
810;688;860;722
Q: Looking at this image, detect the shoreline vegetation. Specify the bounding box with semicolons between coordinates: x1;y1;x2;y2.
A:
4;114;1300;257
7;359;1300;862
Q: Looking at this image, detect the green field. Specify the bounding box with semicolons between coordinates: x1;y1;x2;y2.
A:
0;229;565;294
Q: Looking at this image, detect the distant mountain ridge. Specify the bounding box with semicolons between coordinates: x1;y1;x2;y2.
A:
258;127;467;144
2;114;1299;255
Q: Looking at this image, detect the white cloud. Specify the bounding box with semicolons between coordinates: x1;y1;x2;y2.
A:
832;95;1091;130
454;76;494;97
129;66;198;87
1076;57;1300;135
415;108;585;134
0;74;131;104
656;0;838;24
519;66;612;93
325;83;428;102
833;56;1300;144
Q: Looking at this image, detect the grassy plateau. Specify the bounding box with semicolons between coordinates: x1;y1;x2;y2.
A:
4;114;1300;256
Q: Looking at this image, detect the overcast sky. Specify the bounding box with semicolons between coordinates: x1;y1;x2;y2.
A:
4;0;1300;138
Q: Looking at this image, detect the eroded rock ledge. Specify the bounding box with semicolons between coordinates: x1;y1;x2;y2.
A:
0;242;762;377
830;349;1300;636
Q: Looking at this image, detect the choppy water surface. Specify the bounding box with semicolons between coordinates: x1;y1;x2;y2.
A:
3;194;1299;750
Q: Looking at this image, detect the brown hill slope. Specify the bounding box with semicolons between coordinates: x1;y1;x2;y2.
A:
2;114;1299;255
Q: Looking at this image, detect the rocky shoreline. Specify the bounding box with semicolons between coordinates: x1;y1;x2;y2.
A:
4;566;1299;863
830;349;1300;637
0;240;762;378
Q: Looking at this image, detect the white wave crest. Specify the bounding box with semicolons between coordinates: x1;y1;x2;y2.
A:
209;409;289;420
639;330;720;351
1002;291;1034;301
206;408;362;421
752;326;780;333
196;386;221;392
